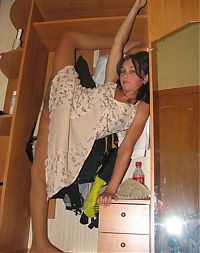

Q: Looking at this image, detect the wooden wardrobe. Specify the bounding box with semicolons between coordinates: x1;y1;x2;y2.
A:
0;0;199;252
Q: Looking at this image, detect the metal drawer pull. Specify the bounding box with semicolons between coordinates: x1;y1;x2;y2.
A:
120;242;126;248
121;212;126;217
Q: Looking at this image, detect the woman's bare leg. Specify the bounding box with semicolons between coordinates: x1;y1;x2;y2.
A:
30;107;62;252
29;33;113;253
29;31;137;253
51;32;115;78
51;32;140;79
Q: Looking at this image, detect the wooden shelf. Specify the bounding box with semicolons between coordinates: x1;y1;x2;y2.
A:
35;0;147;21
0;115;12;136
0;48;23;79
34;15;148;51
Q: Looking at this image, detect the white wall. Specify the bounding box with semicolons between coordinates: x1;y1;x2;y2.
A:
0;0;16;110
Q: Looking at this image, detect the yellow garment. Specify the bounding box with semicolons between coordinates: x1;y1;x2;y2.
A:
83;176;105;218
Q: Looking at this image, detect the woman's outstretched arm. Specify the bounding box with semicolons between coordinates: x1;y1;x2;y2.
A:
98;101;150;206
51;1;146;79
105;0;147;83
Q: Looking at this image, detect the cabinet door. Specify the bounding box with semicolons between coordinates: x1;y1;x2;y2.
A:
148;0;199;42
152;22;200;253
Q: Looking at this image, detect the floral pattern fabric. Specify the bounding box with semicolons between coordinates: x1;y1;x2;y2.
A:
46;65;137;198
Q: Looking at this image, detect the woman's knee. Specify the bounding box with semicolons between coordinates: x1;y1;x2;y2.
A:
52;32;76;75
58;32;77;49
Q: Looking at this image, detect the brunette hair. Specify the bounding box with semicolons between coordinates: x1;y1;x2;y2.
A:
117;51;150;104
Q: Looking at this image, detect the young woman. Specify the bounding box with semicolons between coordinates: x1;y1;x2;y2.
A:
30;0;148;252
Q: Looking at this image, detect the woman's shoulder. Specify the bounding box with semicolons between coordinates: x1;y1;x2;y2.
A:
136;100;150;115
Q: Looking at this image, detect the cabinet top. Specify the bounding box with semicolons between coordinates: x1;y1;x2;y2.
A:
10;0;147;29
35;0;147;21
110;199;151;205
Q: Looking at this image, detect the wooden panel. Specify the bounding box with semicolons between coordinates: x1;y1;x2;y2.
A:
0;187;2;201
0;32;48;253
148;0;200;42
148;43;158;253
48;199;56;219
0;1;47;251
109;199;151;205
99;203;150;234
0;115;12;136
0;186;2;221
0;48;22;79
155;86;199;213
153;86;199;252
35;0;147;21
34;16;148;51
98;233;149;252
10;0;33;29
0;136;9;183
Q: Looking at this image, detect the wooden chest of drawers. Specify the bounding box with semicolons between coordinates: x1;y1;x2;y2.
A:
98;199;150;252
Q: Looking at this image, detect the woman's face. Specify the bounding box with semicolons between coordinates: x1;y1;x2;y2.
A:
119;59;144;92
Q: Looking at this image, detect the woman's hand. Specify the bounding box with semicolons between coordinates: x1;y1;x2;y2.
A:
97;189;118;207
135;0;147;10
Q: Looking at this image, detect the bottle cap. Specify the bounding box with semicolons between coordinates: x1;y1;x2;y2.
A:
16;29;23;39
135;161;142;166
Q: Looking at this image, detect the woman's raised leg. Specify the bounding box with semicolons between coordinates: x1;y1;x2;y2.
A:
29;31;137;253
51;32;115;78
29;32;113;253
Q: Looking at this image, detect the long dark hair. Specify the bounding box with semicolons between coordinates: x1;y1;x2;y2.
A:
117;51;150;104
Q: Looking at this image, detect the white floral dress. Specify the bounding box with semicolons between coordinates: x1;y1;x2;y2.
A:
45;65;137;198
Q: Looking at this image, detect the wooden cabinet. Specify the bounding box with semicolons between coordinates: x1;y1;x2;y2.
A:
147;0;199;42
152;22;200;252
0;0;199;251
0;46;30;251
0;0;48;251
98;199;150;252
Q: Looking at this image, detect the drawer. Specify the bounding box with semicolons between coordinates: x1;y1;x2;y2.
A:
99;203;149;234
98;232;150;252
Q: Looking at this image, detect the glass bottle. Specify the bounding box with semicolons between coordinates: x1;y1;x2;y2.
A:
132;161;145;184
9;90;17;114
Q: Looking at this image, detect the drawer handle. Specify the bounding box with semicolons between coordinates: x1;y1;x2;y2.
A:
120;242;126;248
121;212;126;217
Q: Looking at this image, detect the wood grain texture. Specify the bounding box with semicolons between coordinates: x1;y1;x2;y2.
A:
98;233;149;252
99;202;150;234
35;0;147;21
148;0;200;42
0;48;22;79
34;16;148;51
